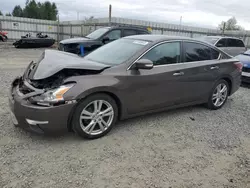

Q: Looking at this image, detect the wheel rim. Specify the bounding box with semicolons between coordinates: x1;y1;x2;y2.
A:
212;83;228;107
79;100;114;135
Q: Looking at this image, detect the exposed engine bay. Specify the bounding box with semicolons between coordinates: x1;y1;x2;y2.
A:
28;68;102;90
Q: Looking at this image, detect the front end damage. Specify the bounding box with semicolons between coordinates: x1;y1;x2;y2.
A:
9;65;104;134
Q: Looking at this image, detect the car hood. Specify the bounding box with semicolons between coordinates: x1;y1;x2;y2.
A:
235;54;250;67
26;50;109;80
60;37;96;44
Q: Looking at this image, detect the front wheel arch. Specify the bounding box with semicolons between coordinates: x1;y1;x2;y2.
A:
67;91;123;132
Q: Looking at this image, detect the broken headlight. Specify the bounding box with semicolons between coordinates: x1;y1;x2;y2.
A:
31;84;75;106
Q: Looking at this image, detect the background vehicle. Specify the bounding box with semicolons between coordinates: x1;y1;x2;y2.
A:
235;50;250;83
199;36;246;56
0;31;8;42
9;35;242;139
58;26;151;54
13;32;55;48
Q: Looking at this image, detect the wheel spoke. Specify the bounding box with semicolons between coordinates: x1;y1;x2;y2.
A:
212;93;218;100
98;121;105;131
81;109;93;117
101;118;108;127
215;98;220;106
84;120;96;133
100;107;113;117
220;85;227;93
93;101;98;113
98;100;103;111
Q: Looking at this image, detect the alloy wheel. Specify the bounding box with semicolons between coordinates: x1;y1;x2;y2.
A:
212;83;228;107
79;100;114;136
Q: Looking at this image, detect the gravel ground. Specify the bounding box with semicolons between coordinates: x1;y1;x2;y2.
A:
0;46;250;188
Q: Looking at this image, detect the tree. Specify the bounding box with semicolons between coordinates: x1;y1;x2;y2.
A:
218;17;244;31
5;13;12;16
11;0;58;20
12;5;23;17
0;11;3;15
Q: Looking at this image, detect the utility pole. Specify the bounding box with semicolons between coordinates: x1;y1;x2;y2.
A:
109;4;112;26
57;14;60;42
77;11;79;20
179;16;182;33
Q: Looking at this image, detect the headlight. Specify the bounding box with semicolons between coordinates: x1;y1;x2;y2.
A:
31;84;75;105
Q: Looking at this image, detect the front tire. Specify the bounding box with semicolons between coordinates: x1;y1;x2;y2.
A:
72;94;118;139
206;79;229;110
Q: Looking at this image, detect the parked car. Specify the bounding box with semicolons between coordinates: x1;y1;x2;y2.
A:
199;36;246;56
235;50;250;83
9;35;242;139
58;26;151;54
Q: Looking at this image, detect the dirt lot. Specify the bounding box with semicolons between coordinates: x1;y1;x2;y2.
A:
0;46;250;188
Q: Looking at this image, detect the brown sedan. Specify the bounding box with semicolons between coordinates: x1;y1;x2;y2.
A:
9;35;242;139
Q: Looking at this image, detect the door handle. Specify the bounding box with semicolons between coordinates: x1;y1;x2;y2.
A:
173;72;184;76
210;66;219;70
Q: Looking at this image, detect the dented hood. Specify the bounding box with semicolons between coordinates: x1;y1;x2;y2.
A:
27;50;108;80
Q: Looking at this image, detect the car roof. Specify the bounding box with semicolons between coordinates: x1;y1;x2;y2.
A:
203;36;243;40
124;34;194;42
106;26;149;31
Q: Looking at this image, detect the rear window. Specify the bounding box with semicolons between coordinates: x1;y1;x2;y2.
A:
123;29;137;37
228;38;245;47
84;38;150;65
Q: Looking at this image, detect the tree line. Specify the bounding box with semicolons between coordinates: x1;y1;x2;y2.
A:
0;0;58;20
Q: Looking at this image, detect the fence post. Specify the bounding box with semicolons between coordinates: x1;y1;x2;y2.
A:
161;28;163;35
81;24;83;37
190;31;193;38
36;24;38;34
70;24;72;38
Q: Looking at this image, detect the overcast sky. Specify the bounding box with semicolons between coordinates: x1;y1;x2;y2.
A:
2;0;250;29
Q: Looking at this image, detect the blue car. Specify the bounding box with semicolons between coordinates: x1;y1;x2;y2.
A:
235;50;250;83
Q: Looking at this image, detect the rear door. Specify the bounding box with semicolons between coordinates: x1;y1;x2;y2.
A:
176;41;222;104
227;38;246;56
215;38;229;54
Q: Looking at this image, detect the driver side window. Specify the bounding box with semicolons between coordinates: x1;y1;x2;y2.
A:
141;42;181;66
104;30;121;41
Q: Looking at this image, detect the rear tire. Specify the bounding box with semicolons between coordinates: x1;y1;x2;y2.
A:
72;94;118;139
206;79;229;110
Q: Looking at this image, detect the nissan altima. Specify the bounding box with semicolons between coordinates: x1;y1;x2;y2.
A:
9;35;242;139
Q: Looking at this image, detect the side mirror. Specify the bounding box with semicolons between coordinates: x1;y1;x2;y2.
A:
133;59;154;70
102;36;110;43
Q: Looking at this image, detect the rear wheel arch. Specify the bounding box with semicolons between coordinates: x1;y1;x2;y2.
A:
220;77;232;95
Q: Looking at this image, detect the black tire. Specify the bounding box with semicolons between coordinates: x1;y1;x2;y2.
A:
72;93;118;139
206;79;229;110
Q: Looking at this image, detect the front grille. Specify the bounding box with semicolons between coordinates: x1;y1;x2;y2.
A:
242;67;250;73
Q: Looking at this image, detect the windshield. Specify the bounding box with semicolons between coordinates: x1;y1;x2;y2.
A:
84;38;150;65
86;28;109;39
199;37;219;44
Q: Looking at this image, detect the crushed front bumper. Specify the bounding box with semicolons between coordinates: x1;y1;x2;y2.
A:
8;77;76;134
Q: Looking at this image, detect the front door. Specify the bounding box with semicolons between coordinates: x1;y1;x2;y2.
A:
126;41;188;114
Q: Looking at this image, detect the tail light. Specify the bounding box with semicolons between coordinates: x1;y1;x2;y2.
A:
234;62;243;72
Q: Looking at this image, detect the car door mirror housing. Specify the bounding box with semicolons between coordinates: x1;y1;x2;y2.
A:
133;59;154;70
102;36;110;43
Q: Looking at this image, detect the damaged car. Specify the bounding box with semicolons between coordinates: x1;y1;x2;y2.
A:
9;35;242;139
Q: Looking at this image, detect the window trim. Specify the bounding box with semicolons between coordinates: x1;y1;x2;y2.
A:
127;40;182;70
182;41;221;62
127;40;222;70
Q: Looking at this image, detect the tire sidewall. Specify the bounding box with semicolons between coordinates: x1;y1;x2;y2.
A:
208;79;229;110
72;94;118;139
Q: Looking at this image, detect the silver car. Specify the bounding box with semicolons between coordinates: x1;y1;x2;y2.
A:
199;36;246;56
